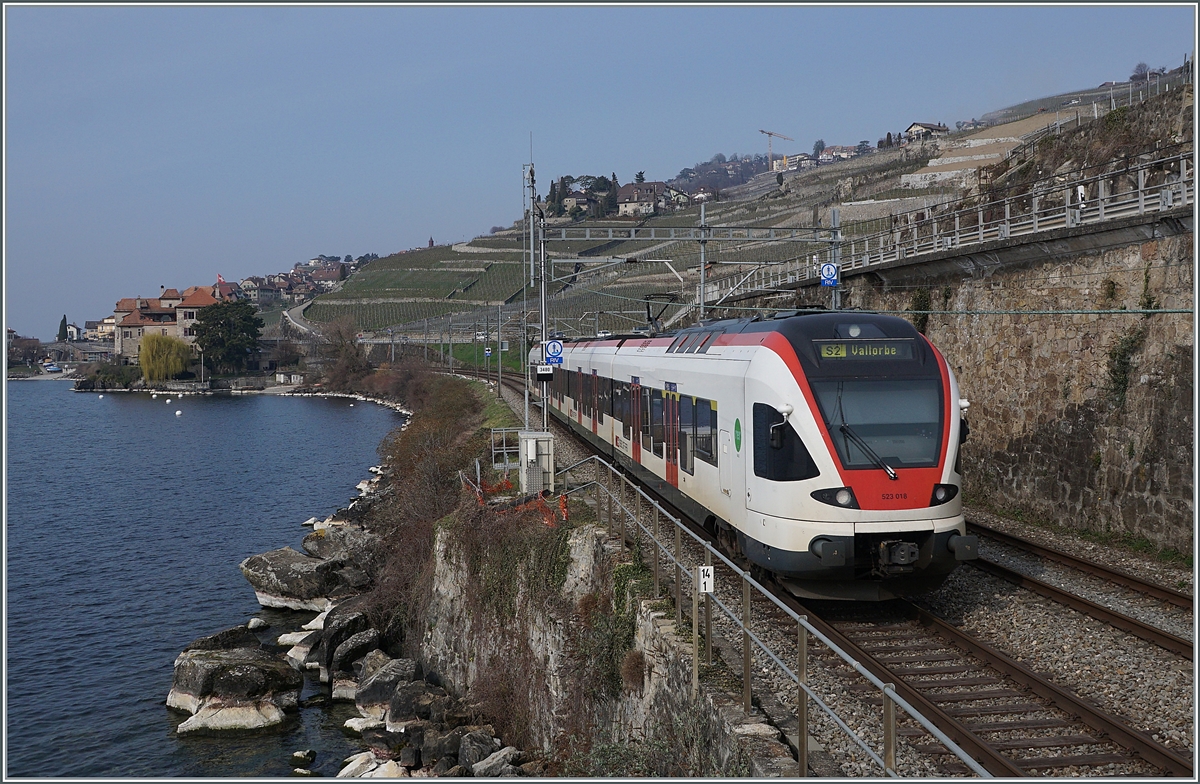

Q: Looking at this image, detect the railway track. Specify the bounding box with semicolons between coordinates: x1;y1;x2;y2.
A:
462;368;1193;776
783;597;1192;776
968;520;1193;610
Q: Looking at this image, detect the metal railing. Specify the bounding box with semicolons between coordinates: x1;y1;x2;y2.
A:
555;454;992;777
700;148;1193;308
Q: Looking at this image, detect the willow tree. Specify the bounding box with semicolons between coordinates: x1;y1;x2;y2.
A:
140;334;192;381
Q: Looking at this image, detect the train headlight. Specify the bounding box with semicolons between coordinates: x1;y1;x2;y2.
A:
930;484;959;506
811;487;860;509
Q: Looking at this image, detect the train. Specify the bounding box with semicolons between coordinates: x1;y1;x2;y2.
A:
530;310;978;600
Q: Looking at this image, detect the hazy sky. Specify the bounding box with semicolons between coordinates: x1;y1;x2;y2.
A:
5;4;1196;338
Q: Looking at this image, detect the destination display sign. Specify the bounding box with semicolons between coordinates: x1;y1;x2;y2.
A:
814;339;915;361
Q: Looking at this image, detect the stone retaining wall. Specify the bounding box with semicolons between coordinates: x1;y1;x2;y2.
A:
791;216;1193;549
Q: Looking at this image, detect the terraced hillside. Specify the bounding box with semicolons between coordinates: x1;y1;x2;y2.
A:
307;79;1191;342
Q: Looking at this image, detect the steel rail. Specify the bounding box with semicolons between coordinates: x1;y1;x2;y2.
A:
968;520;1193;610
970;558;1193;658
782;595;1028;777
900;600;1194;777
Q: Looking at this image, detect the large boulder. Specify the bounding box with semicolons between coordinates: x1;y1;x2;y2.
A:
457;729;500;771
184;624;261;651
356;658;420;719
284;631;322;671
420;725;470;768
311;607;372;682
239;547;343;611
472;746;520;777
168;647;303;734
386;681;447;728
362;719;428;760
301;525;385;578
331;629;381;676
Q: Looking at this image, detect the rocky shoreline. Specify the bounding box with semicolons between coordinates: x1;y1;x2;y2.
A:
166;419;539;778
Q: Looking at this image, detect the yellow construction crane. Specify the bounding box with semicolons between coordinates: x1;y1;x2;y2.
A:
759;129;794;171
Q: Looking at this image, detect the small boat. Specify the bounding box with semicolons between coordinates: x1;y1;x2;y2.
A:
43;364;62;373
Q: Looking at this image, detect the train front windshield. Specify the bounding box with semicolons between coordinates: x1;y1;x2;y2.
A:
810;379;943;469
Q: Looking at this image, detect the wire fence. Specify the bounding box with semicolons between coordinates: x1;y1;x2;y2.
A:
555;453;993;778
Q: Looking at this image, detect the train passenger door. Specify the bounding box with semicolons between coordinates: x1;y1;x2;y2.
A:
591;370;599;435
719;430;732;496
665;383;679;486
630;378;642;463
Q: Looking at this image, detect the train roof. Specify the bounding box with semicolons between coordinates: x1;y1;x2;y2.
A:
552;310;922;345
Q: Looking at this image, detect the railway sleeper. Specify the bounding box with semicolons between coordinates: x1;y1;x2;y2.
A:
912;734;1104;753
862;688;1025;705
944;703;1057;717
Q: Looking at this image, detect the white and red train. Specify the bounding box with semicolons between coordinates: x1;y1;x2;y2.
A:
531;311;978;600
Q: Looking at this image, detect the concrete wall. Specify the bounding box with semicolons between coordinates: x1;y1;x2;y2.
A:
791;211;1193;549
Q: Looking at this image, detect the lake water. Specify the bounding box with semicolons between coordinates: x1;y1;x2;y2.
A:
5;380;405;777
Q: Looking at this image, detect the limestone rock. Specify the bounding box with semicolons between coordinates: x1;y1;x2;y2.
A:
285;631;322;671
303;609;330;631
387;682;447;727
356;658;420;719
239;547;342;611
168;646;302;732
277;630;315;647
291;767;320;776
441;765;468;777
471;747;520;777
420;725;469;767
366;760;408;777
456;730;499;771
363;720;428;759
331;629;381;676
337;751;379;778
357;649;394;681
247;617;269;630
181;624;260;653
291;749;317;767
344;716;384;736
302;525;385;578
332;674;358;701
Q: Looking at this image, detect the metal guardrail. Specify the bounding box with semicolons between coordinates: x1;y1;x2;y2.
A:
555;454;992;778
700;148;1193;307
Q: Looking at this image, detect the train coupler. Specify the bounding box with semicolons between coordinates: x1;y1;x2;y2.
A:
875;540;920;575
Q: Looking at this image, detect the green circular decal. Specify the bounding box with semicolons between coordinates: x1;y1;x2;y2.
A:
734;418;742;452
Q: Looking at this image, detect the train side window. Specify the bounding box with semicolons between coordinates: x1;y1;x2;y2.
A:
753;403;820;481
684;332;708;353
668;335;688;353
616;382;630;439
695;398;716;466
679;395;695;474
650;388;665;458
679;333;703;353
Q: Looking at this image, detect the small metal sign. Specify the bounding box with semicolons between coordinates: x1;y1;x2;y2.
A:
536;364;553;375
698;566;714;594
545;339;564;357
485;347;492;357
820;262;839;287
545;356;563;365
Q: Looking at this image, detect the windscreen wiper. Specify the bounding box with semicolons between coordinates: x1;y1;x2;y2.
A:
839;424;898;480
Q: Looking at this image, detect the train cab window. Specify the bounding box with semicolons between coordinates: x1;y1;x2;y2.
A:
650;388;665;458
753;403;820;481
679;396;695;474
694;398;717;466
811;379;942;468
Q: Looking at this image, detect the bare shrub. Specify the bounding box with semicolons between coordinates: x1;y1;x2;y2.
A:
620;649;644;694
